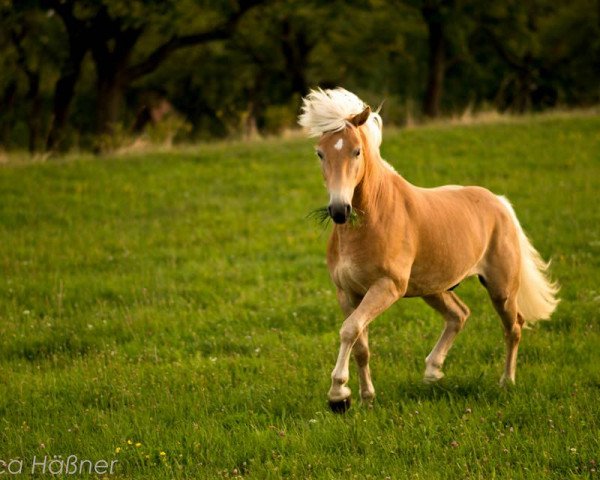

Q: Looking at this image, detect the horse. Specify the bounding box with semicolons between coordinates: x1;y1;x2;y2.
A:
298;88;559;413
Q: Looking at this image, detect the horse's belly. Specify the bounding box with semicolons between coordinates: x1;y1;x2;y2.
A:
405;256;482;297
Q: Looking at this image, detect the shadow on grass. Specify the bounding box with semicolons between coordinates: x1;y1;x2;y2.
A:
1;337;97;363
386;374;516;405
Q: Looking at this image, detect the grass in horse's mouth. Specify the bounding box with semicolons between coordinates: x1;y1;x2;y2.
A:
307;207;361;227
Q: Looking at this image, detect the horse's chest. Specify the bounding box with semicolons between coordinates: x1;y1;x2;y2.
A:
332;256;369;295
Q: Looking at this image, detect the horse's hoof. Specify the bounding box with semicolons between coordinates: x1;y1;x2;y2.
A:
360;393;375;408
499;375;515;388
423;370;445;384
361;398;375;409
328;397;351;414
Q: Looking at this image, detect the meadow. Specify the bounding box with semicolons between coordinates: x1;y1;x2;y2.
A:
0;114;598;479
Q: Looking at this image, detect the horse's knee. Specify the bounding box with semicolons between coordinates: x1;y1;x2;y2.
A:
457;308;469;327
339;321;361;344
447;307;469;332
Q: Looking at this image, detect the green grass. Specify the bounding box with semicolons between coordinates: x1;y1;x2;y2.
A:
0;114;599;479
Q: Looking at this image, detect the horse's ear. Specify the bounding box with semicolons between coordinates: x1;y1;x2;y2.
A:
350;105;371;127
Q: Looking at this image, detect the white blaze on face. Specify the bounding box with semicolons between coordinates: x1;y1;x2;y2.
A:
326;135;353;208
329;186;353;208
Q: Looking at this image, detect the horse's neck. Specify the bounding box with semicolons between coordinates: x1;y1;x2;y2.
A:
353;151;409;219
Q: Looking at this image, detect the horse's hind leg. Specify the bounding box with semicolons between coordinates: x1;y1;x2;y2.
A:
336;290;375;404
422;291;470;383
487;287;524;385
481;264;524;385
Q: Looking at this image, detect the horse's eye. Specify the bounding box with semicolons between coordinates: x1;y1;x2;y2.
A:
353;148;361;157
316;150;324;160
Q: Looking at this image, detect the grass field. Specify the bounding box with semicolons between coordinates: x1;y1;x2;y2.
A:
0;114;599;479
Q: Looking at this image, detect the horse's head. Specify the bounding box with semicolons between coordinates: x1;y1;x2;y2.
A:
299;88;382;224
316;106;371;224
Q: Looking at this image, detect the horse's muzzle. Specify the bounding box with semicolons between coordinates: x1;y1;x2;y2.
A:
328;203;352;224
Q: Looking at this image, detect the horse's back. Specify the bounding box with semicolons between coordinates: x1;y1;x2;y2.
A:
418;184;510;224
414;184;503;230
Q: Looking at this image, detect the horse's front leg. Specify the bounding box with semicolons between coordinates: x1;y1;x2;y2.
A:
329;278;403;412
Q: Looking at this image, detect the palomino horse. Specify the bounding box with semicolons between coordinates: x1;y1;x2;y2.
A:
298;88;559;413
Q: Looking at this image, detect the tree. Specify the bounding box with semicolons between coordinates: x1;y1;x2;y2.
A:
43;0;91;150
395;0;471;118
9;24;41;152
42;0;264;149
419;0;451;117
475;0;599;112
0;3;61;151
0;0;598;151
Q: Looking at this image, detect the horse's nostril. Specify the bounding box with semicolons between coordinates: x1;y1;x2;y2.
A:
345;204;352;217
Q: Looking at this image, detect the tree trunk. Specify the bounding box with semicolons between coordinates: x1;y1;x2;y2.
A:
26;73;42;153
280;18;310;96
0;81;17;147
44;0;92;151
96;73;125;135
45;44;86;151
9;25;44;152
91;27;143;137
422;8;446;118
243;96;260;139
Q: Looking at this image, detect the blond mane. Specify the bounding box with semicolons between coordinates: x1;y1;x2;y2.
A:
298;88;383;148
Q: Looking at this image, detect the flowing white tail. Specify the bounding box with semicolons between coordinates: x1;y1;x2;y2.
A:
497;196;560;322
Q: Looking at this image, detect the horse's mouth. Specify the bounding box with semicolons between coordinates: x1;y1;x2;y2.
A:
331;214;348;224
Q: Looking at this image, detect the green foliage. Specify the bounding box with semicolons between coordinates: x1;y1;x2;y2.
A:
262;96;301;134
0;3;63;149
0;0;599;149
0;116;598;478
93;122;130;152
91;114;192;151
145;114;193;146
